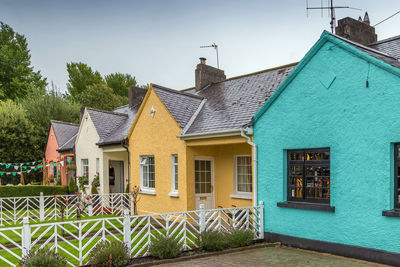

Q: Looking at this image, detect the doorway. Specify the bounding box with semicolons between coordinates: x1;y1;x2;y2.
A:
194;157;214;210
109;160;124;193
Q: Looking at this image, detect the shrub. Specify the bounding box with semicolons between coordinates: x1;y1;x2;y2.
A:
149;235;182;259
227;229;254;248
199;231;227;251
19;247;66;267
91;185;98;194
68;178;78;193
90;241;130;267
0;185;68;197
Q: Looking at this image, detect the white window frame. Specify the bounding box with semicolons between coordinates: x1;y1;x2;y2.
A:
231;155;252;200
139;155;156;195
81;159;89;177
96;158;99;173
169;154;179;197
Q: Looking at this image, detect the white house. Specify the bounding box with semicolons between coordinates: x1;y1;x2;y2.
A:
75;87;146;194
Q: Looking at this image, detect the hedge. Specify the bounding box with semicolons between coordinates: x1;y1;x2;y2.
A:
0;185;68;198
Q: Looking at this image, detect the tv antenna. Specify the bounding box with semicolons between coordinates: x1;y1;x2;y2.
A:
306;0;361;33
200;43;219;69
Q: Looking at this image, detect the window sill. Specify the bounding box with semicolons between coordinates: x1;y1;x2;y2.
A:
139;189;156;195
230;193;252;200
168;191;179;198
382;209;400;217
277;201;335;212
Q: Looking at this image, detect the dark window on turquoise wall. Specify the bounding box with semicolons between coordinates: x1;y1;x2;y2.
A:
394;144;400;209
287;148;330;204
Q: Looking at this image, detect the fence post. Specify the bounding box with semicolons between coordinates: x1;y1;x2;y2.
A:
39;192;44;222
199;204;205;234
22;217;31;258
129;193;134;216
88;201;93;217
123;209;131;250
259;201;264;239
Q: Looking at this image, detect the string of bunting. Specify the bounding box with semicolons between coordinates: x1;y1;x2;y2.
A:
0;155;72;176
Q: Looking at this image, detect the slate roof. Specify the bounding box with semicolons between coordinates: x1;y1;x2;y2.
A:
50;121;79;152
86;108;128;144
152;84;204;128
183;64;295;134
331;33;400;69
369;35;400;59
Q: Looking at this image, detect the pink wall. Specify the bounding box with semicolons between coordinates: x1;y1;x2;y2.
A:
45;125;70;185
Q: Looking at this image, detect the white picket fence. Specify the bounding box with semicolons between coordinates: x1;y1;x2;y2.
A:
0;193;133;226
0;203;264;266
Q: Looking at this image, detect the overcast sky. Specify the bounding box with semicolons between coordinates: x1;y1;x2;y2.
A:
1;0;400;91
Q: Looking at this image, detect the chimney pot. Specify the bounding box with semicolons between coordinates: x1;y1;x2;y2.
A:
199;57;207;65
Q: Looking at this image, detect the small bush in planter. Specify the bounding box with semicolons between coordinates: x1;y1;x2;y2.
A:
90;241;129;267
199;231;227;251
149;235;182;259
227;229;254;248
91;185;99;194
68;178;78;193
19;247;66;267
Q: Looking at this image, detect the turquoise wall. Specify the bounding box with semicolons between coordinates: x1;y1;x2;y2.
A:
254;35;400;254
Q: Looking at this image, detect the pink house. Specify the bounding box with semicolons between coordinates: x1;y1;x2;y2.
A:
44;120;79;185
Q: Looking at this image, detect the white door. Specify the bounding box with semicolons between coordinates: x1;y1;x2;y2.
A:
194;157;214;210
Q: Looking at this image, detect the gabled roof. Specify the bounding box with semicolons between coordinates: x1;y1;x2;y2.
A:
86;108;128;143
50;120;79;150
183;64;296;135
152;84;204;128
84;87;147;146
369;35;400;59
254;31;400;123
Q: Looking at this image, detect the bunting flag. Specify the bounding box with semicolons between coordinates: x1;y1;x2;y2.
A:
67;158;71;164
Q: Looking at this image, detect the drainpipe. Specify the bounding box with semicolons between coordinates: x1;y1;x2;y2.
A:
122;139;130;192
240;127;257;206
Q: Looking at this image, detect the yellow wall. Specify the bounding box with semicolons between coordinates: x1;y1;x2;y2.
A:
129;88;188;214
186;143;253;210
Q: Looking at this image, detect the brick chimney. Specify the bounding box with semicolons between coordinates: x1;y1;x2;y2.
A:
128;87;147;108
195;57;226;91
335;12;377;45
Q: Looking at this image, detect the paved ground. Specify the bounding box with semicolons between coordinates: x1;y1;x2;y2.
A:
158;246;388;267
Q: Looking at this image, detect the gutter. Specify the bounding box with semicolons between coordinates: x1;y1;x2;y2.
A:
178;129;241;140
240;127;257;206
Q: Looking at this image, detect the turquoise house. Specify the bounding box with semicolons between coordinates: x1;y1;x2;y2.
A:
253;31;400;265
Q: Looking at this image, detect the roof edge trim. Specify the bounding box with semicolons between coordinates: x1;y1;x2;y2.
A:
178;129;242;140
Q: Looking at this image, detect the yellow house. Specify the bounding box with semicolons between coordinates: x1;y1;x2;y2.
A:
127;58;296;214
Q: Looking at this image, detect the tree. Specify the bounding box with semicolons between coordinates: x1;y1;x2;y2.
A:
20;85;81;152
76;83;127;110
66;62;103;100
0;100;40;185
105;73;137;97
0;22;46;101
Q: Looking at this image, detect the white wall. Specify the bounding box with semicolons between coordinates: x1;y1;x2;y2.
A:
75;109;103;194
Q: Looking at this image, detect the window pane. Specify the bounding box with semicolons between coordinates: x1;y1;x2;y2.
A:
288;149;330;203
236;156;252;193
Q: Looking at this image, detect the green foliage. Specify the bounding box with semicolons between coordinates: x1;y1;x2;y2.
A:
149;235;182;259
105;73;137;98
92;174;100;187
91;185;98;194
0;185;68;197
78;175;88;191
19;247;66;267
0;22;47;101
0;100;41;184
76;83;127;110
66;62;103;100
20;87;80;153
90;241;130;267
200;231;228;251
227;229;254;248
68;178;78;193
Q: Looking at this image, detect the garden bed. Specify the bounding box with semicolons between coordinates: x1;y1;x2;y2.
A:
127;241;276;267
